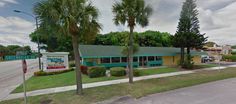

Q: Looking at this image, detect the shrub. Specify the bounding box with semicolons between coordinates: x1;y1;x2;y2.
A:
110;67;126;77
182;61;194;69
133;69;141;77
69;61;75;67
80;65;88;75
232;52;236;55
223;55;236;62
88;66;106;78
34;68;74;76
182;55;194;69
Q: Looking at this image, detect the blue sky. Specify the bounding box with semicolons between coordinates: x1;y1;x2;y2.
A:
0;0;236;50
0;0;36;48
0;0;34;17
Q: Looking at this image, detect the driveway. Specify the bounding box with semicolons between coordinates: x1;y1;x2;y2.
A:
0;59;38;101
108;78;236;104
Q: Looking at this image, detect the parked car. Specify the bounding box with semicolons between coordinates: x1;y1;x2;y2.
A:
202;56;214;63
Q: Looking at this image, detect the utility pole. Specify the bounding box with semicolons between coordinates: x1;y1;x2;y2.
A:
14;10;42;70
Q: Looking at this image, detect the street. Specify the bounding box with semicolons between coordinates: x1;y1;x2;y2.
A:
0;59;38;101
111;78;236;104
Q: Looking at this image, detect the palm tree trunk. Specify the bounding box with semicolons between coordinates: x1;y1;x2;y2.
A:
72;35;83;95
128;26;134;83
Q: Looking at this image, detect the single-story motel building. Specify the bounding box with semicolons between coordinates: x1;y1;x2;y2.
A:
79;45;206;68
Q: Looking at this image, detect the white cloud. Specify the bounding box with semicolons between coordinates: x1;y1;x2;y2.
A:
0;0;17;7
0;2;4;7
199;1;236;45
2;0;17;4
92;0;236;45
1;0;236;48
0;16;37;49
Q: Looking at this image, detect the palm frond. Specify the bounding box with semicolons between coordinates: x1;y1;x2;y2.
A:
33;0;101;42
112;0;152;27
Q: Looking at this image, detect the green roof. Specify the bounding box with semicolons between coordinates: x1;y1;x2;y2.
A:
79;45;206;58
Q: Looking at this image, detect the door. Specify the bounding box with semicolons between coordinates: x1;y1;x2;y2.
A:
139;56;147;67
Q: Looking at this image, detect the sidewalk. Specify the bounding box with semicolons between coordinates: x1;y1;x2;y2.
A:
1;66;230;101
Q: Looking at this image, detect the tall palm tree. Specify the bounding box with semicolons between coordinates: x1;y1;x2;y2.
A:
112;0;152;83
34;0;101;95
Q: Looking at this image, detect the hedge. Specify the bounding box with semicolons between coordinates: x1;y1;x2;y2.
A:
88;66;106;78
80;65;88;75
223;55;236;62
232;52;236;55
110;67;126;77
69;61;75;67
133;69;141;77
34;68;74;76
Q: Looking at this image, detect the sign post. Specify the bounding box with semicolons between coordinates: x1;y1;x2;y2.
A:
22;60;27;104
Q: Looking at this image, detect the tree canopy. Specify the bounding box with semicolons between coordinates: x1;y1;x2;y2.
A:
232;45;236;49
173;0;207;68
175;0;207;50
33;0;101;94
204;41;217;47
30;30;173;53
0;45;32;56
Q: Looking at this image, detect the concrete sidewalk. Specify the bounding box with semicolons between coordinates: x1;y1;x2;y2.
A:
1;66;230;101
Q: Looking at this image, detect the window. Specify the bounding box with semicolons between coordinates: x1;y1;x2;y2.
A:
112;57;120;63
156;56;162;61
122;57;127;62
101;58;110;63
133;57;138;62
148;56;155;61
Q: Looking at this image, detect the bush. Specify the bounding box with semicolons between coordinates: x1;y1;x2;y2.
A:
182;55;194;69
34;68;74;76
223;55;236;62
80;65;88;75
133;69;141;77
69;61;75;67
88;66;106;78
110;67;126;77
232;52;236;55
182;61;194;69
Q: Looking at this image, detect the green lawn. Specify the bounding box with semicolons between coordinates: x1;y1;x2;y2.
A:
12;67;178;93
139;67;178;76
194;64;218;69
2;68;236;104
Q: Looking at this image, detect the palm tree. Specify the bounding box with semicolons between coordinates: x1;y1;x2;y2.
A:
122;43;139;57
34;0;101;95
112;0;152;83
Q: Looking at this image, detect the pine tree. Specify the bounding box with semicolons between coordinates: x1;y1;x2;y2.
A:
174;0;207;66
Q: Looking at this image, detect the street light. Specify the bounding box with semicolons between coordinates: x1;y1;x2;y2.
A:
14;10;42;70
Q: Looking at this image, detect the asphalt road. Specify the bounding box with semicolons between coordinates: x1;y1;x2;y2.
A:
0;59;38;101
111;78;236;104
